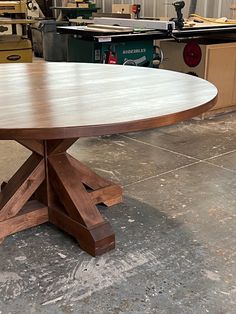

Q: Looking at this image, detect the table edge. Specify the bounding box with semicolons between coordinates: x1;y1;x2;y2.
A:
0;95;218;140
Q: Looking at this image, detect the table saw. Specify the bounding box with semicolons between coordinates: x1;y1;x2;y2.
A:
57;16;236;66
58;21;172;66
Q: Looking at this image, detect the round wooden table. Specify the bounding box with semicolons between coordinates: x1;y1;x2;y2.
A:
0;63;217;256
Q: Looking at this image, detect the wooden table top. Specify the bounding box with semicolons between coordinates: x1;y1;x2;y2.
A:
0;63;217;140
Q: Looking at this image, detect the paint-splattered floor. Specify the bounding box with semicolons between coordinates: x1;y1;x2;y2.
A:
0;112;235;314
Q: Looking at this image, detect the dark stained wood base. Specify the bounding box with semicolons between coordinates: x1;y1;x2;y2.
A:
0;139;122;256
49;206;115;256
0;200;48;239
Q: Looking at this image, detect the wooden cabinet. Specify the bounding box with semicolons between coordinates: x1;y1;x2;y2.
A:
160;40;236;114
206;44;236;110
0;37;32;63
0;1;33;63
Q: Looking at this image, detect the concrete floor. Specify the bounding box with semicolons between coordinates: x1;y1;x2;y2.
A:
0;112;235;314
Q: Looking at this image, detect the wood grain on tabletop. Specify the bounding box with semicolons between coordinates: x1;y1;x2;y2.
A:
0;63;218;139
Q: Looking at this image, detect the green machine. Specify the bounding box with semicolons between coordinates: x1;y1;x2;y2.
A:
67;36;154;66
58;25;168;66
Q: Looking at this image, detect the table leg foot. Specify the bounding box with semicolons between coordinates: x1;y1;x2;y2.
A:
0;149;47;240
48;153;121;256
80;226;115;257
49;206;115;256
90;185;123;207
0;200;48;239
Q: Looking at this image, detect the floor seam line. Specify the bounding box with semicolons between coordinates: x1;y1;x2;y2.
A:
122;161;201;188
120;135;200;161
121;135;236;164
200;160;236;174
201;149;236;161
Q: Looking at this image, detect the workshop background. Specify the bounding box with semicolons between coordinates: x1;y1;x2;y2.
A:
84;0;236;19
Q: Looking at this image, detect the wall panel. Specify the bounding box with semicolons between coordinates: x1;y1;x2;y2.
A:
93;0;235;18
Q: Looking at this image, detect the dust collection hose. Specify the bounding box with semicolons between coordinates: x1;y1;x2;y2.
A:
189;0;197;17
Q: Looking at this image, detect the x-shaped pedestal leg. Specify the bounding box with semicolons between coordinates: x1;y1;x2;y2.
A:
0;139;122;256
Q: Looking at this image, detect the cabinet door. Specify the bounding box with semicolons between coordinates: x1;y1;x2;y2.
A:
206;45;236;109
233;60;236;106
